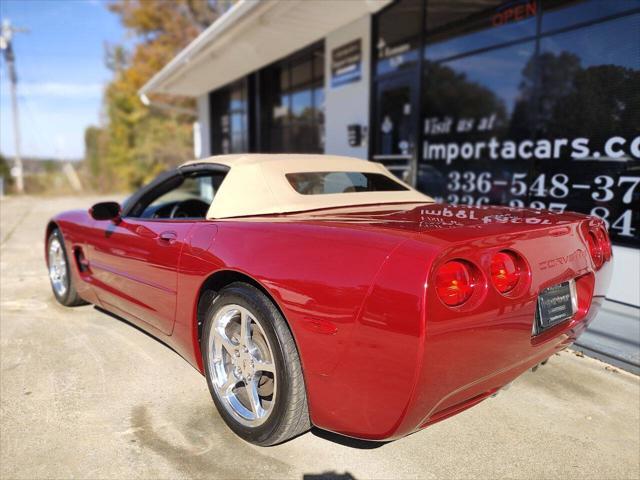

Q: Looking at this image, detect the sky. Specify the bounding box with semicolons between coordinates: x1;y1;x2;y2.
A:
0;0;127;160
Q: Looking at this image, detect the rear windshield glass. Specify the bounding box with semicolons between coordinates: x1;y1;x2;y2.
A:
286;172;409;195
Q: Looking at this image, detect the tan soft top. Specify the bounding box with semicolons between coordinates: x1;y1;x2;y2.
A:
181;154;432;219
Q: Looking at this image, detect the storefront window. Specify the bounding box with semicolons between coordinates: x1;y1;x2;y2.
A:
541;0;639;32
420;42;536;200
533;14;640;245
372;0;639;247
424;0;537;61
209;79;248;155
374;0;422;76
262;46;324;153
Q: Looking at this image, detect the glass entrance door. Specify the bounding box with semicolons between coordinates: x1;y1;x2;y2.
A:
372;74;419;186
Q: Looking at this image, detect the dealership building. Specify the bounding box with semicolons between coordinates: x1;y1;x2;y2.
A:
141;0;640;371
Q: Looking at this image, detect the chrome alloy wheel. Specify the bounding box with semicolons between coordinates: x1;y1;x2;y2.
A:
208;304;277;427
48;236;68;297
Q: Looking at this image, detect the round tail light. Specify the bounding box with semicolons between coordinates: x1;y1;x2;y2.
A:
490;251;521;294
595;227;611;261
435;260;476;306
586;230;603;268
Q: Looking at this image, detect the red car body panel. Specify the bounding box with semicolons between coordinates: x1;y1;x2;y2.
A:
47;202;612;441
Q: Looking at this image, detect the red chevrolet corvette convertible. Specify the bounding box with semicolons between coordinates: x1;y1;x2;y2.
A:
46;154;612;445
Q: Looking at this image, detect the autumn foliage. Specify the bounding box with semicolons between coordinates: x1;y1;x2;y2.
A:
85;0;230;191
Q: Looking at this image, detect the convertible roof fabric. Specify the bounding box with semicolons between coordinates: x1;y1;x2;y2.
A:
180;154;432;219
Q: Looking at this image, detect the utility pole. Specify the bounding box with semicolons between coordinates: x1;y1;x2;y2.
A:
1;19;27;193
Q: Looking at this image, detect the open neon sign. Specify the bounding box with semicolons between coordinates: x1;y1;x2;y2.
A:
492;0;537;26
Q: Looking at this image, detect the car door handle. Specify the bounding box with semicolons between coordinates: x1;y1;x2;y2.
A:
158;231;178;244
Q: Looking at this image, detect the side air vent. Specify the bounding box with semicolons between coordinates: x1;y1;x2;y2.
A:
73;247;90;273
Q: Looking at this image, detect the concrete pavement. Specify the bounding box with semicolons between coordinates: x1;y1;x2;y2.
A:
1;195;639;479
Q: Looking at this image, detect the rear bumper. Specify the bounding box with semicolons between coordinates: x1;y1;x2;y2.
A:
316;297;602;443
418;310;591;430
392;265;611;440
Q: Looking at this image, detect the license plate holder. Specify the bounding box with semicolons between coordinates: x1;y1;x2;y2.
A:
534;280;577;333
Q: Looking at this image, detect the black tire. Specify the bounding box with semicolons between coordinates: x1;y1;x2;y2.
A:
47;229;87;307
201;282;310;446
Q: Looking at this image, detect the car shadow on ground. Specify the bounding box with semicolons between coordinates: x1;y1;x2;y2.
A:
303;472;356;480
310;428;387;449
94;305;187;357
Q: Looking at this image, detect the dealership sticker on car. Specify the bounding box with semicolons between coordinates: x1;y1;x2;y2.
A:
535;280;577;332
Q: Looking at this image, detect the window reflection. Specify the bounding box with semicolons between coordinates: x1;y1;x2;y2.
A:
263;46;324;153
423;42;535;143
420;42;536;201
209;79;248;155
532;14;640;142
423;11;638;244
373;0;639;246
291;89;312;117
425;0;537;61
531;14;639;243
375;0;422;76
541;0;639;32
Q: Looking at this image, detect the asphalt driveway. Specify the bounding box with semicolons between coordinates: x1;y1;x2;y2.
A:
1;195;639;480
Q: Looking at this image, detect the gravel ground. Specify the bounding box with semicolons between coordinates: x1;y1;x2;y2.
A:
1;195;639;480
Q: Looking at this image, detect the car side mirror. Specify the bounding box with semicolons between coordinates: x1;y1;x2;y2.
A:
89;201;121;221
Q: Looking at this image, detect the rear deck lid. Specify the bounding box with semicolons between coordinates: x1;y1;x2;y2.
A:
282;202;587;239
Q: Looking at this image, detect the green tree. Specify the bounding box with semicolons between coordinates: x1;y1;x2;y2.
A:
422;61;509;140
87;0;231;190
